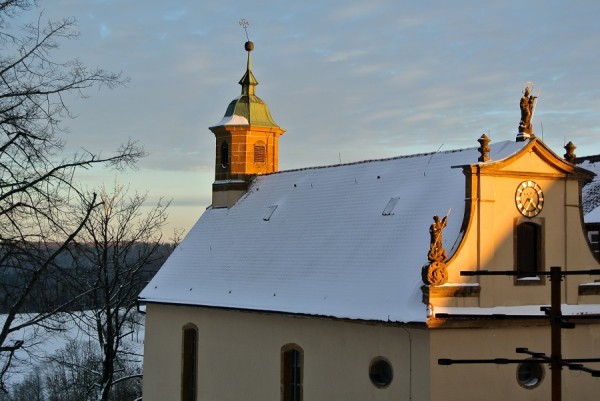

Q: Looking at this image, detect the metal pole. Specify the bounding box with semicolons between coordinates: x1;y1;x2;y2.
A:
550;266;562;401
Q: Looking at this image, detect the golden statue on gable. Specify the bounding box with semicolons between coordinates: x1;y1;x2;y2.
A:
422;213;450;286
517;85;538;140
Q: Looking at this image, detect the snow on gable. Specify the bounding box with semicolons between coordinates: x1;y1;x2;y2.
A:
213;114;249;127
579;159;600;217
140;141;525;323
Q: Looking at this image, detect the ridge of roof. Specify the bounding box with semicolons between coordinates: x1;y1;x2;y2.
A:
265;141;496;177
576;154;600;164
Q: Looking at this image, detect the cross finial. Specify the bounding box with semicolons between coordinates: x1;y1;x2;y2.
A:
239;19;250;41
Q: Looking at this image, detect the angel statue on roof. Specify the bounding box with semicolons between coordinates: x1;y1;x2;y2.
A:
428;215;448;262
422;214;450;286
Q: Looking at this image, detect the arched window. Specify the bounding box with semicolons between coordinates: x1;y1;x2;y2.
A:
182;324;198;401
220;141;229;166
254;141;266;163
281;344;303;401
516;222;542;278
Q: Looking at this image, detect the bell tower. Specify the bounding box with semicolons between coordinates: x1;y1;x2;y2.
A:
209;40;285;208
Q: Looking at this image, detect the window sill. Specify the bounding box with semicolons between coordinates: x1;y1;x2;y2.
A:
515;276;544;285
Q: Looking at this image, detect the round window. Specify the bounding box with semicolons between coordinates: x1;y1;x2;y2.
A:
516;361;544;389
369;357;393;388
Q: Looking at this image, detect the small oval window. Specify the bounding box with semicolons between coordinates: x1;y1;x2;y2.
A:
516;361;544;389
369;357;393;388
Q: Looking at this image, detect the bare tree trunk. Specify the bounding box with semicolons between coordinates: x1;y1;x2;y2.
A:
67;186;171;400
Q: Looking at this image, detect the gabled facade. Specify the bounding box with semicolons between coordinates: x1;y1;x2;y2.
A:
140;42;600;400
429;138;597;308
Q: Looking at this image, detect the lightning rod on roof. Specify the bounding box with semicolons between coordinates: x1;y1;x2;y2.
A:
424;143;444;176
239;18;250;41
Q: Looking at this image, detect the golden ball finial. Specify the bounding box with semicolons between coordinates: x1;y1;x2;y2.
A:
245;41;254;51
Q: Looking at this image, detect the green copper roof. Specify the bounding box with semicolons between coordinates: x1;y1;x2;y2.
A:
218;41;281;129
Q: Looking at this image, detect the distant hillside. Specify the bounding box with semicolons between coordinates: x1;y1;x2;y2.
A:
0;242;174;313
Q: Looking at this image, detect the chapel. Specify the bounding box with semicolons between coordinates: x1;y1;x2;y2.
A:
140;40;600;401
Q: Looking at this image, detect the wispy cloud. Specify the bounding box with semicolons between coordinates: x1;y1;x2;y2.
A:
162;8;187;21
27;0;600;232
99;23;110;38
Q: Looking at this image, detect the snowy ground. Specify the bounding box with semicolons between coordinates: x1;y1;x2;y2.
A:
0;311;145;389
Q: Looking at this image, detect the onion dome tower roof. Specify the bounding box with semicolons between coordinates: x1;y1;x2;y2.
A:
216;41;282;129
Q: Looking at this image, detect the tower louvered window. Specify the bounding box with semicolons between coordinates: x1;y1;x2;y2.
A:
254;142;266;163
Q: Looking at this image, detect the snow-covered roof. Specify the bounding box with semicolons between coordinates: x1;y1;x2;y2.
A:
140;141;526;323
434;304;600;317
213;114;249;126
578;158;600;218
585;206;600;224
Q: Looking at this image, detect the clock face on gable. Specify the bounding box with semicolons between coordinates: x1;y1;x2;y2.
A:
515;180;544;217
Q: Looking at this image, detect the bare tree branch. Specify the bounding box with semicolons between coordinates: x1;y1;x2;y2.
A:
0;0;144;384
67;185;171;400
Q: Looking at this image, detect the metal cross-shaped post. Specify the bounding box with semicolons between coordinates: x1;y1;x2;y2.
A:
239;18;250;40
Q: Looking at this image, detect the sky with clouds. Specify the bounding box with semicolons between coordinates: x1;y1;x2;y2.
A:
17;0;600;234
